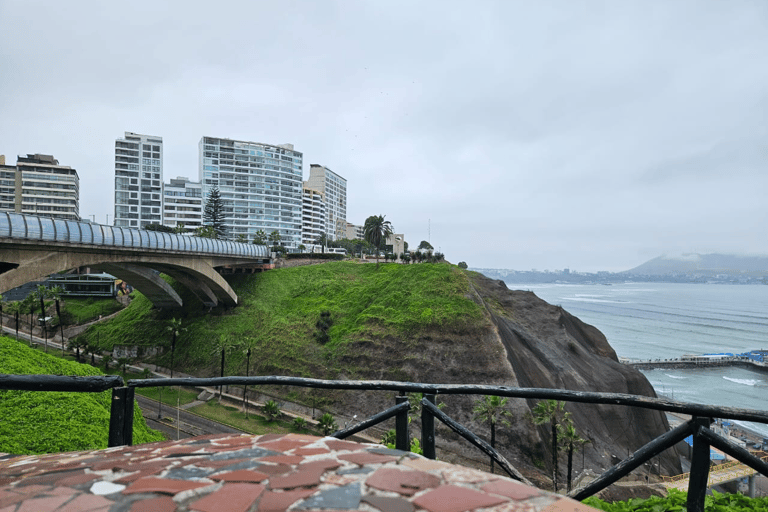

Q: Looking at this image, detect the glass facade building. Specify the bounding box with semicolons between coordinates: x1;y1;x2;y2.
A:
198;137;303;247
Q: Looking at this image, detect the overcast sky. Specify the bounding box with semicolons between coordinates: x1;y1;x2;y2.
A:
1;1;765;272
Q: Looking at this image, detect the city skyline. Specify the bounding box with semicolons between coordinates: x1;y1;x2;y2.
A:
1;2;766;272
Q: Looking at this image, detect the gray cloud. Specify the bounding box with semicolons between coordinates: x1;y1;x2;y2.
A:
1;0;766;272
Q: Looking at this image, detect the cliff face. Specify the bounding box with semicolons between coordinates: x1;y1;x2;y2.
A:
341;270;680;484
467;275;681;478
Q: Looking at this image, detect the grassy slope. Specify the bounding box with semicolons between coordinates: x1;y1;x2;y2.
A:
74;262;485;379
0;336;163;455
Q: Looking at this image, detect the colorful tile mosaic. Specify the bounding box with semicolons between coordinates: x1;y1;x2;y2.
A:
0;433;599;511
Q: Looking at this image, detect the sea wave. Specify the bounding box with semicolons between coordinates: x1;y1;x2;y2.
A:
565;297;628;304
722;376;762;387
665;374;687;380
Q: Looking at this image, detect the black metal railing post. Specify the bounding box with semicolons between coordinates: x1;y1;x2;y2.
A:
395;395;410;451
421;394;436;459
108;386;135;447
687;417;713;512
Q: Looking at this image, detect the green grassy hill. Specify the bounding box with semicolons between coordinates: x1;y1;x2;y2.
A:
0;336;163;454
75;262;487;380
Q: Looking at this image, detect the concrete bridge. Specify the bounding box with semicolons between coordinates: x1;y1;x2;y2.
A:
0;213;272;309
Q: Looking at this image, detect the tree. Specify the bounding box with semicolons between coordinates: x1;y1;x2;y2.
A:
35;285;50;352
203;186;227;239
144;223;175;233
263;400;281;421
212;335;240;402
363;214;393;268
458;261;468;269
116;357;131;379
240;337;257;418
314;232;328;253
236;233;248;244
166;318;186;379
558;419;589;492
195;225;216;238
533;399;568;492
252;230;267;245
268;230;282;249
298;244;306;253
84;342;100;366
418;240;434;251
47;285;65;355
68;337;87;363
173;223;186;234
473;395;513;474
318;413;338;435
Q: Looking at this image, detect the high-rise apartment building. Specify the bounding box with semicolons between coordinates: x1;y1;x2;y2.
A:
305;164;346;241
301;185;326;248
114;132;163;228
0;154;79;220
199;137;303;247
162;177;203;233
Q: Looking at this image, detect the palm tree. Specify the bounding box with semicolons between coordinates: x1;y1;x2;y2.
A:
213;335;240;402
532;399;568;492
363;214;393;268
46;285;65;354
558;420;589;492
165;317;186;379
35;285;50;352
473;395;513;474
21;292;36;346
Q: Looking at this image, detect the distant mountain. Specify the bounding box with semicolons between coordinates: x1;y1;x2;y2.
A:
624;253;768;276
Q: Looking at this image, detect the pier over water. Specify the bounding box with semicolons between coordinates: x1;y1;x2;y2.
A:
624;350;768;374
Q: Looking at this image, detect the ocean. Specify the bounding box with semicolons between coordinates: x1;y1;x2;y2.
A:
505;282;768;438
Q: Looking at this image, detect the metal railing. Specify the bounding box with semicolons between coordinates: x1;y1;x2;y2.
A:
0;212;268;258
3;373;768;512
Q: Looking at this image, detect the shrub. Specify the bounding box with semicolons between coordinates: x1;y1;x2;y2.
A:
458;261;468;269
292;417;308;431
263;400;281;421
318;413;338;435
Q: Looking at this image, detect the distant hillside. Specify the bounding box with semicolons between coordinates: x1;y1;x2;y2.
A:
624;253;768;276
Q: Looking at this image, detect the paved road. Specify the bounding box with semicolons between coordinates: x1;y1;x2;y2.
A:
135;394;245;441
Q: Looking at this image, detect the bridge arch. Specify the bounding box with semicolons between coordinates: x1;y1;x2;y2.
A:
0;213;273;310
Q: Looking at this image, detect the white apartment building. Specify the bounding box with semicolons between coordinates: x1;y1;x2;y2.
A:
301;185;326;249
0;154;79;220
162;177;203;233
305;164;346;241
199;137;303;247
114;132;163;228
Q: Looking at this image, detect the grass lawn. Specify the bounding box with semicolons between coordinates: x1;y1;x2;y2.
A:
189;400;319;437
135;386;199;407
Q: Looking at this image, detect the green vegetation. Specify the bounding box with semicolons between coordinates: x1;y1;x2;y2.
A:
59;297;124;324
135;386;198;407
72;262;484;381
583;489;768;511
0;336;163;454
473;395;512;474
318;412;338;435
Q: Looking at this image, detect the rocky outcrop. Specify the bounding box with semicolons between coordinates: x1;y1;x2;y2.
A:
335;269;681;485
468;274;681;480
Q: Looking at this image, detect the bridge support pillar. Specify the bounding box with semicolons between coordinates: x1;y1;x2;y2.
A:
748;474;755;498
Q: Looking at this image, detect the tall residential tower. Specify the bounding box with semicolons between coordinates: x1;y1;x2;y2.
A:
0;154;79;220
305;164;347;241
199;137;303;247
114;132;163;228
